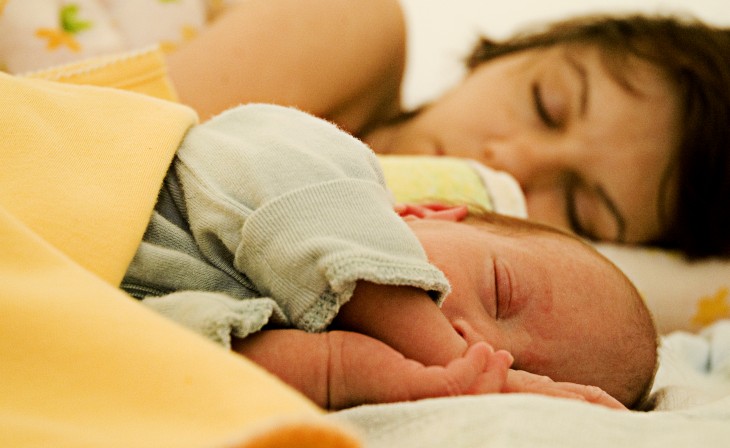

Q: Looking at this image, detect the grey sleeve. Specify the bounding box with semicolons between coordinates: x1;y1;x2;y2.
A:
173;104;450;332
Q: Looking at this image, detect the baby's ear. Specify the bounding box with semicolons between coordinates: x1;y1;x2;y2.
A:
395;203;468;222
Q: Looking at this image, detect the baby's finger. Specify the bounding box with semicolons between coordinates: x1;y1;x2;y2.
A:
393;203;428;218
505;371;586;400
548;382;626;410
467;349;513;394
407;342;494;399
394;203;469;222
504;370;626;410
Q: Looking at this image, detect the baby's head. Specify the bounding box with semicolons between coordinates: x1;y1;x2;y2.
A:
405;209;658;408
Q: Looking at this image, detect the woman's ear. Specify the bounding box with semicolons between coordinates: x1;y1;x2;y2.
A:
395;203;468;222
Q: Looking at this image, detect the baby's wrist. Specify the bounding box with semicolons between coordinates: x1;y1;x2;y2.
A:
232;330;331;407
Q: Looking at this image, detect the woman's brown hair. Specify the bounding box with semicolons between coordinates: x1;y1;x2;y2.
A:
467;14;730;258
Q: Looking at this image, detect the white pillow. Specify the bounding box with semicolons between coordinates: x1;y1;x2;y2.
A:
594;243;730;334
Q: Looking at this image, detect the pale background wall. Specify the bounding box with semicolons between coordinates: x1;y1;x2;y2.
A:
399;0;729;107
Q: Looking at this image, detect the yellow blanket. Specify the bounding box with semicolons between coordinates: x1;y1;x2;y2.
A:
0;51;359;447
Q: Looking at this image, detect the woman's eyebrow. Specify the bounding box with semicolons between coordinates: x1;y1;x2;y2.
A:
565;54;589;117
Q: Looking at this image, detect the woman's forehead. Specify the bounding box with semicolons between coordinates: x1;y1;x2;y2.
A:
562;42;674;96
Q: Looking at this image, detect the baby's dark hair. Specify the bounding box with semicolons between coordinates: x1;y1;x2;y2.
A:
467;14;730;259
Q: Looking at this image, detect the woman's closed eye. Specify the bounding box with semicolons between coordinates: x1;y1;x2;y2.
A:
532;82;561;129
565;174;627;243
565;175;591;238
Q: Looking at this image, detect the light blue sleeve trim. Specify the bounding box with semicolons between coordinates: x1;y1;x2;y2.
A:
142;291;289;348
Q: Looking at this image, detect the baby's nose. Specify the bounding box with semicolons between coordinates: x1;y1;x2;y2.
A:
450;318;485;347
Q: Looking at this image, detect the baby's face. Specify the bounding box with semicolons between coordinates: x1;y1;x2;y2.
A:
407;216;647;402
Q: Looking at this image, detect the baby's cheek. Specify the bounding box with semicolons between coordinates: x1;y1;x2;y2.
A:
512;308;575;376
512;345;551;374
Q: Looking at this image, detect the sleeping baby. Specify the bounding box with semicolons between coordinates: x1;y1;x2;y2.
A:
122;103;657;411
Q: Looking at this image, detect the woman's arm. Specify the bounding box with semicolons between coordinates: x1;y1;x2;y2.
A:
167;0;406;131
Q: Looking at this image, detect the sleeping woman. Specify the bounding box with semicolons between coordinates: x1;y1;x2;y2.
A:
2;0;727;256
164;0;730;259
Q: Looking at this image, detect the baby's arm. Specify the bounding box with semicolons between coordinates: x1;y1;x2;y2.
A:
172;104;452;336
233;328;624;410
332;204;473;367
233;329;512;410
333;281;468;367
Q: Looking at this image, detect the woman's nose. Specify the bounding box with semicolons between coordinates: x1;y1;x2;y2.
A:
479;141;566;191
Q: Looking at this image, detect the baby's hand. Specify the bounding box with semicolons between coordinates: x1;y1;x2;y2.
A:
327;333;512;409
503;369;626;410
395;203;469;221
